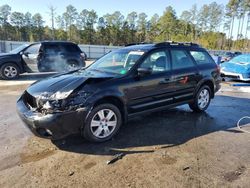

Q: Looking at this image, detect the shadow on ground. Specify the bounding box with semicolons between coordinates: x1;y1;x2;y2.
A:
53;95;250;156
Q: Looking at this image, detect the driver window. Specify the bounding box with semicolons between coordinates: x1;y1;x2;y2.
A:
24;44;41;54
140;51;170;73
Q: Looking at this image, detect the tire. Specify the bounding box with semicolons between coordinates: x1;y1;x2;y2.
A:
65;60;79;71
0;63;20;80
189;85;211;112
83;103;122;142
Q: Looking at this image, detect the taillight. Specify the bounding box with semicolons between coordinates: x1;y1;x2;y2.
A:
80;53;86;60
216;64;221;73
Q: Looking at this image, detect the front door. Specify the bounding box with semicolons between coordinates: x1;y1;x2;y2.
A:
126;50;175;114
22;44;41;72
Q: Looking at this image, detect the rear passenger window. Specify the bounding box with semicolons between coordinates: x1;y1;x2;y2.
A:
190;51;214;64
170;50;195;69
44;44;60;54
62;44;80;53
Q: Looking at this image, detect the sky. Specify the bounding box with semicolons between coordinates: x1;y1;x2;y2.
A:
0;0;229;21
0;0;244;39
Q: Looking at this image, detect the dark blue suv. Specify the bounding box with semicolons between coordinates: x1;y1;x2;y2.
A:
0;41;86;79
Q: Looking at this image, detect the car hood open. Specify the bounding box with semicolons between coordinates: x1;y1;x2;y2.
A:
26;69;115;100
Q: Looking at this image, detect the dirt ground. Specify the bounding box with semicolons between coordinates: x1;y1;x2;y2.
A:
0;72;250;188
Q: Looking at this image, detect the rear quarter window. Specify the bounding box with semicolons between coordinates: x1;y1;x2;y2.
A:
62;44;81;53
44;44;61;54
190;51;214;65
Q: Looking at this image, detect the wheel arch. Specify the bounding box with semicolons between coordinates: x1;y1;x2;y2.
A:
93;95;127;123
0;61;23;73
196;79;215;98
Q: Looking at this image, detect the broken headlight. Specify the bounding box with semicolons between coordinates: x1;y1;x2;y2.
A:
38;91;92;114
39;99;67;114
67;91;93;106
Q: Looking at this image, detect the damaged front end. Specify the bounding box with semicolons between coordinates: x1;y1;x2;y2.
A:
17;89;92;139
32;90;92;115
17;69;115;139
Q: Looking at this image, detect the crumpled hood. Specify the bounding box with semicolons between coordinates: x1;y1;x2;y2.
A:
221;61;250;74
26;69;114;100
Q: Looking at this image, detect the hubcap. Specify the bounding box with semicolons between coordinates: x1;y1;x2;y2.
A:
4;66;17;78
68;63;77;71
90;109;117;139
198;89;210;109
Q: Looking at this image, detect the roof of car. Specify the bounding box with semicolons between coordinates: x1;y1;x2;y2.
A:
122;41;203;51
40;41;77;45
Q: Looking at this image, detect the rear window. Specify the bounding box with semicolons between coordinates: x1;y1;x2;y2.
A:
190;51;214;65
62;44;81;53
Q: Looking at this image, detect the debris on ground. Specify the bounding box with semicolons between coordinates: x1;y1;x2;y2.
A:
183;166;190;171
106;153;125;165
223;166;246;182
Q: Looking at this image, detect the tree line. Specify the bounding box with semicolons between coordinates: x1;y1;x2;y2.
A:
0;0;249;51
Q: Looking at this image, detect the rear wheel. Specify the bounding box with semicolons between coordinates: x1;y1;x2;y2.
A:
83;103;122;142
189;85;211;112
0;63;20;80
66;60;79;71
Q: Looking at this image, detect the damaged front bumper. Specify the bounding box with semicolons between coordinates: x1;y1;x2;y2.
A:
16;96;89;140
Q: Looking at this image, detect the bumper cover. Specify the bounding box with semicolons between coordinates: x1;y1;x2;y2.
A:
16;97;89;140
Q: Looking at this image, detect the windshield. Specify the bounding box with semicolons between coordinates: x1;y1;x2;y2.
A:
9;44;29;54
88;49;145;75
230;55;250;64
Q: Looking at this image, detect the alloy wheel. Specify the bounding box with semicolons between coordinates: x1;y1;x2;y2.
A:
4;66;18;78
198;88;210;109
90;109;117;139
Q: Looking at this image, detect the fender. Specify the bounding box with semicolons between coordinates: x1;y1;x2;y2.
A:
84;89;128;125
194;76;215;98
0;54;25;73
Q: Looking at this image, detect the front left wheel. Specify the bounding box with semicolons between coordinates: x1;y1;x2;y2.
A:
83;103;122;142
0;63;20;80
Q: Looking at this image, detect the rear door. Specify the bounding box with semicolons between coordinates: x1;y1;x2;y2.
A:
169;49;199;102
126;49;175;113
42;44;62;71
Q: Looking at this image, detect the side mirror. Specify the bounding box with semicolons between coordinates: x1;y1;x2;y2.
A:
137;67;152;77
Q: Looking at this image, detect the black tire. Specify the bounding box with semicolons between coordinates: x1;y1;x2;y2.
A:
189;85;211;112
0;63;20;80
83;103;122;142
66;60;79;71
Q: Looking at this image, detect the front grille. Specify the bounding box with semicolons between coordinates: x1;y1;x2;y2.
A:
23;91;37;108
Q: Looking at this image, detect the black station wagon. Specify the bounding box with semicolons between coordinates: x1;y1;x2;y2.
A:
17;41;221;142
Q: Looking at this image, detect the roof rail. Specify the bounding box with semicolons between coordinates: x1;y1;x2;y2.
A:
154;41;200;47
125;42;151;46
